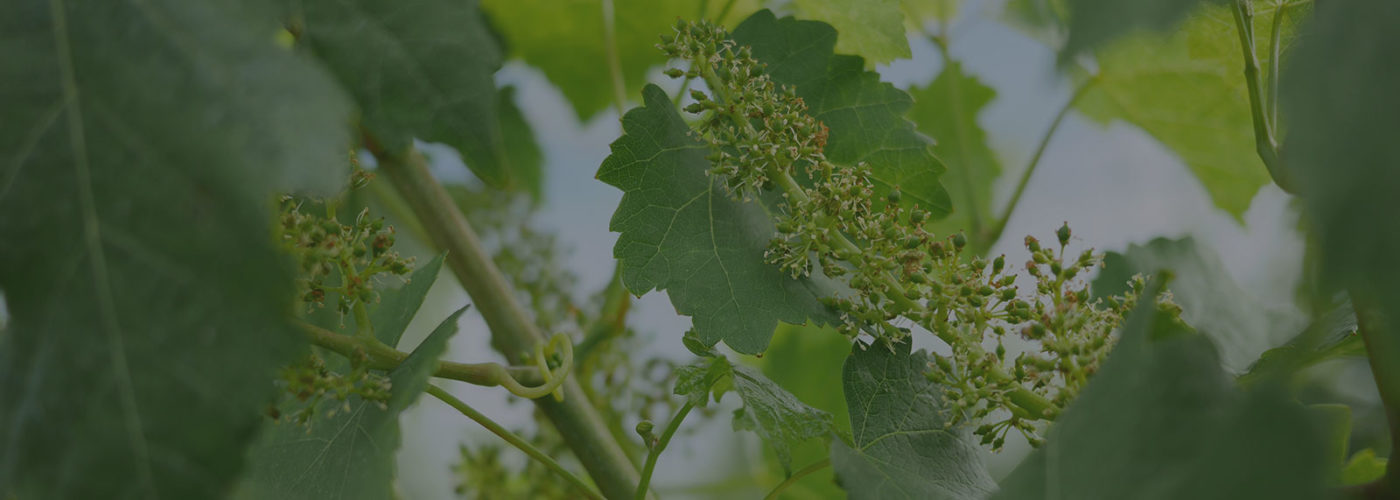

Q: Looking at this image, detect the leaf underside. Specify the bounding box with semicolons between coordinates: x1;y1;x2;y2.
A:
830;340;996;500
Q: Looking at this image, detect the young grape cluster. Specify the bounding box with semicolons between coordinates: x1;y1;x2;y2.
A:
660;20;1177;448
269;166;414;425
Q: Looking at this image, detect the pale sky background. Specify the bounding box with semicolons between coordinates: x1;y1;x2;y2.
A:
388;0;1327;497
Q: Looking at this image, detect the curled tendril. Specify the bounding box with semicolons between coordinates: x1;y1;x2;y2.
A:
501;333;572;400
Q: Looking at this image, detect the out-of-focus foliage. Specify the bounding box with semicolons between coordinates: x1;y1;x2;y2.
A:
288;0;543;197
0;1;348;497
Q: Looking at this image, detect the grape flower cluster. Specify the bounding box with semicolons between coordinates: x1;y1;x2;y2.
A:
270;166;414;425
660;20;1178;448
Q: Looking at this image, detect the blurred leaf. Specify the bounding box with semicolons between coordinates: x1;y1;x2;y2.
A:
0;1;349;497
1341;449;1389;487
830;341;995;500
1001;0;1069;47
370;254;445;348
1091;236;1301;371
733;10;952;218
789;0;910;64
481;0;757;120
598;85;838;353
1281;1;1400;464
292;0;541;195
1060;0;1207;59
1308;404;1351;484
994;279;1329;499
236;308;467;499
908;60;1001;236
1075;3;1306;218
902;0;962;27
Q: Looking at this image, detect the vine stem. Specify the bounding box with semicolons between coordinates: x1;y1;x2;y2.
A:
602;0;627;116
980;75;1097;253
1266;1;1288;132
763;458;831;500
368;140;643;499
1230;0;1295;193
692;57;1058;421
635;400;695;500
425;385;606;500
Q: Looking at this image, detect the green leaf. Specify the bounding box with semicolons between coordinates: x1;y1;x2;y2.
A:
370;253;445;348
993;280;1328;499
1074;3;1304;218
908;60;1002;236
674;352;832;472
597;84;837;354
674;356;733;406
730;364;834;472
732;10;952;218
752;323;852;498
1091;236;1298;371
480;0;757;120
0;1;349;498
830;341;995;500
291;0;540;194
789;0;911;64
235;307;467;499
1061;0;1206;58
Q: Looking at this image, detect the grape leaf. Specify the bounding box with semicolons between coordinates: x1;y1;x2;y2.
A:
674;354;833;471
597;85;838;354
1279;0;1400;437
732;10;952;218
830;340;996;500
753;324;852;498
0;1;350;498
1074;3;1304;218
480;0;757;120
789;0;911;64
731;364;834;472
291;0;541;195
674;356;733;406
369;253;445;348
908;60;1002;236
1091;236;1299;372
235;307;467;499
993;280;1328;499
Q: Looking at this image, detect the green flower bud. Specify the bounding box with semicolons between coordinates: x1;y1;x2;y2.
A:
1057;222;1072;246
